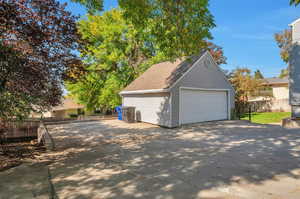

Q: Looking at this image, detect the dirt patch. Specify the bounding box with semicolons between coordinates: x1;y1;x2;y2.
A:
0;140;46;172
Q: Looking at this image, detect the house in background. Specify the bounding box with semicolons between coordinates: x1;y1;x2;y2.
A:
120;51;235;128
50;98;85;118
31;98;85;119
249;77;290;112
262;77;289;100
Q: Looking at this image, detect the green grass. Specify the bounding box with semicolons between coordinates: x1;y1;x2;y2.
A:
241;112;291;124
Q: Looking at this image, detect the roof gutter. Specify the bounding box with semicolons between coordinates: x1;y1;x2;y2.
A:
119;89;170;95
290;18;300;27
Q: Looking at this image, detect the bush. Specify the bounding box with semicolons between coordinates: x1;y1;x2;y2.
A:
68;114;78;118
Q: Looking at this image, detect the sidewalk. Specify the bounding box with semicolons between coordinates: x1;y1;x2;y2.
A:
0;161;52;199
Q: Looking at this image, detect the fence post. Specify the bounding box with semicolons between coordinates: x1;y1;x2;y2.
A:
237;107;241;120
248;106;252;122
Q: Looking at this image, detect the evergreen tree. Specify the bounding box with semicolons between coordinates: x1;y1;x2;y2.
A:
254;70;264;79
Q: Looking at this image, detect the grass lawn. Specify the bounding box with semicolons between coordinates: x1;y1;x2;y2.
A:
241;112;291;124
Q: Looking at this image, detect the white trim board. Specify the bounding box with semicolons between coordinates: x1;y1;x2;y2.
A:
120;89;170;95
290;18;300;27
178;87;231;125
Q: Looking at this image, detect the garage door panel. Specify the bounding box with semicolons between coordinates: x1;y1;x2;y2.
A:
180;89;228;124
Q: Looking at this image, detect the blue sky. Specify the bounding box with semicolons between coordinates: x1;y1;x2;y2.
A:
59;0;300;77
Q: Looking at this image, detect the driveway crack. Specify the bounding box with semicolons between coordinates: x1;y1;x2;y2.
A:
47;167;59;199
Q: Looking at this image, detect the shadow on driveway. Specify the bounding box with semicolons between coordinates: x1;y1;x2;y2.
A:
44;120;300;198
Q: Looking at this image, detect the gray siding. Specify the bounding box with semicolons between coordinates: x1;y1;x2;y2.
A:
169;52;235;127
289;44;300;106
290;20;300;117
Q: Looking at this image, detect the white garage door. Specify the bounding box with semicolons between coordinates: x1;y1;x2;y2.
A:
122;93;170;126
180;89;228;124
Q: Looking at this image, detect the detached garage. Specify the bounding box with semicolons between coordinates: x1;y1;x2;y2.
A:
120;51;235;128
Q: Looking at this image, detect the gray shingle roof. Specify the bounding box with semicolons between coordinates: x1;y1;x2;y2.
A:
122;51;207;92
263;77;289;85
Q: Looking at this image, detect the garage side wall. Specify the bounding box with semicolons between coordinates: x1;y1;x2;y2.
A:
122;93;172;127
170;53;235;127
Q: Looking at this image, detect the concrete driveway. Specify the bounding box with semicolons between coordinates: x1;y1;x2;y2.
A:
1;120;300;199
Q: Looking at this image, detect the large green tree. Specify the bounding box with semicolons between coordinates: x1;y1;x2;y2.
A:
72;0;215;59
66;9;159;111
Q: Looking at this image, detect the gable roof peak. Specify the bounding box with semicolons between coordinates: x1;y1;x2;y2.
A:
121;51;208;93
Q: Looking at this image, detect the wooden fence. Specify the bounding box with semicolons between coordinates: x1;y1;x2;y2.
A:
1;120;40;140
0;115;117;142
0;118;74;140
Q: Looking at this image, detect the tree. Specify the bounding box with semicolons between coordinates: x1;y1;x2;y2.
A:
229;68;263;115
0;0;79;121
66;9;157;111
279;68;289;78
290;0;300;5
274;29;292;64
207;42;227;65
72;0;103;14
73;0;215;59
274;29;291;79
229;68;262;102
254;70;264;79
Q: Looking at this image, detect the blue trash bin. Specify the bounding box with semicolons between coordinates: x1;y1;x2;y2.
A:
115;106;122;120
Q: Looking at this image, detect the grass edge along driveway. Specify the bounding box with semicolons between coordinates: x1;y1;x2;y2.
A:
242;112;291;124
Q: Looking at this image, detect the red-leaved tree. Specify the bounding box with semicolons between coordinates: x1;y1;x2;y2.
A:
0;0;80;123
206;42;227;65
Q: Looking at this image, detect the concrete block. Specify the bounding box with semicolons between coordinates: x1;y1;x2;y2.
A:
282;117;300;129
38;122;55;151
292;106;300;118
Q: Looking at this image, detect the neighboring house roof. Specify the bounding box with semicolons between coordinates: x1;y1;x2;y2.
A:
52;98;84;111
122;51;206;92
262;77;289;86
